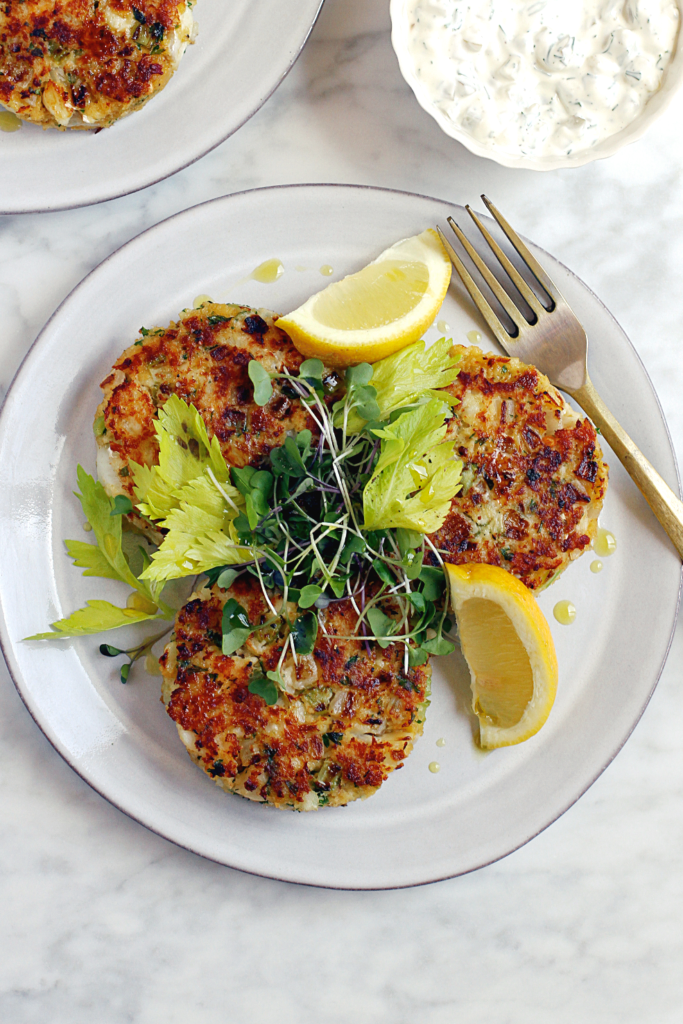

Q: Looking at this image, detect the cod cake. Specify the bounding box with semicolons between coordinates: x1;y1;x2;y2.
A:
95;302;324;536
0;0;195;129
160;576;431;811
428;344;608;590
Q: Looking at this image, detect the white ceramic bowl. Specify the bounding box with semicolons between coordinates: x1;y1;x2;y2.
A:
390;0;683;171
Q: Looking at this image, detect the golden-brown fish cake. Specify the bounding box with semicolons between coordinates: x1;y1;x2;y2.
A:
0;0;194;129
160;576;432;811
95;304;322;525
428;344;608;590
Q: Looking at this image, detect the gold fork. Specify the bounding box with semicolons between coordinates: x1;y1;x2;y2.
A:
437;196;683;561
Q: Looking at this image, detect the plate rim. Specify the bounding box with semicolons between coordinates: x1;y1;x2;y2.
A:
0;1;325;215
0;182;681;889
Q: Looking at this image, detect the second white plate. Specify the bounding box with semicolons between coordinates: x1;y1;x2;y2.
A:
0;184;680;888
0;0;323;213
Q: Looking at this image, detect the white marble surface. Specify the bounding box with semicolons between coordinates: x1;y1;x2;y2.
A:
1;1;682;1020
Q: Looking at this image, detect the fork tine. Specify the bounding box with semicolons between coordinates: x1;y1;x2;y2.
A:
465;205;546;318
436;226;513;347
446;217;527;334
481;195;558;304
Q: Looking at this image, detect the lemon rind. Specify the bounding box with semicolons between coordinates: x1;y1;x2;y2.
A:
277;229;452;366
446;564;558;749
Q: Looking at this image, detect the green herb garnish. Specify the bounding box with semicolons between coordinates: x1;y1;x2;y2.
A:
28;337;465;694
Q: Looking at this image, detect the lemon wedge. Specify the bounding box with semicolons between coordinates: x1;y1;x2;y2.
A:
445;563;558;749
277;229;452;366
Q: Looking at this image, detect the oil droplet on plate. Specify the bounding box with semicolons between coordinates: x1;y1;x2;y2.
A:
251;259;284;284
320;265;334;277
590;560;603;574
428;761;441;773
0;111;21;132
295;265;307;272
436;737;446;748
466;330;482;344
553;600;576;625
594;527;617;557
83;522;93;532
193;294;212;308
437;320;450;335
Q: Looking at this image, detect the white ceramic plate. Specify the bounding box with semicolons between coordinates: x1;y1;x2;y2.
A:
0;0;323;214
0;184;680;889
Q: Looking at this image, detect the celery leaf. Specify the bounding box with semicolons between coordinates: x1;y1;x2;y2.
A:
74;466;143;593
25;600;159;640
133;394;238;520
65;539;125;581
141;475;250;581
130;395;246;580
341;337;461;432
362;398;462;533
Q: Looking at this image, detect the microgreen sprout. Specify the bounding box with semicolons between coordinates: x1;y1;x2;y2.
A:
99;624;173;684
129;340;465;699
28;338;464;704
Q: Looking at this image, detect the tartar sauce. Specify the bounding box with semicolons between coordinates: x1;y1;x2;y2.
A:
406;0;680;158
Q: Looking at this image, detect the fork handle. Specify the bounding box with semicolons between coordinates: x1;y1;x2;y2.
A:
571;376;683;561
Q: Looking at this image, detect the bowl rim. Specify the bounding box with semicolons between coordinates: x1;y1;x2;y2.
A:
390;0;683;171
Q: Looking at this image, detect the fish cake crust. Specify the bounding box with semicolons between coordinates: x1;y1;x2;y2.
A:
95;303;323;529
0;0;194;128
429;344;608;590
160;577;432;811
